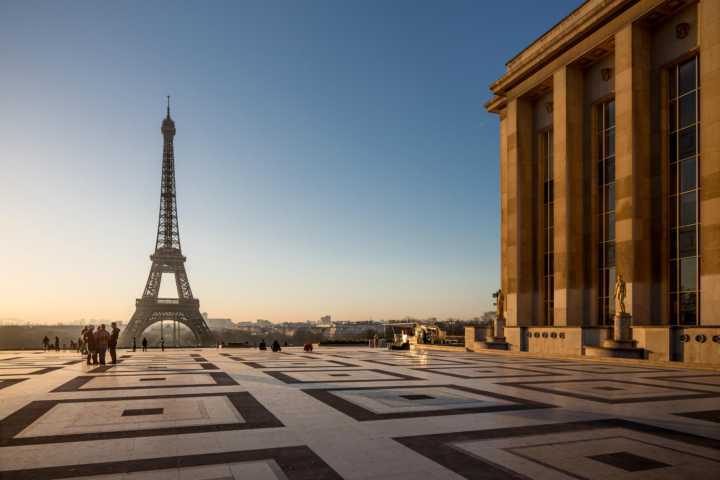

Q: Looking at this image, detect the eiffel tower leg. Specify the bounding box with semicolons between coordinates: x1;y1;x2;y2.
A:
174;265;194;300
142;266;163;298
119;307;152;348
182;309;216;347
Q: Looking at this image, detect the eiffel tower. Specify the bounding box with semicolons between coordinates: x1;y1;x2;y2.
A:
119;99;215;347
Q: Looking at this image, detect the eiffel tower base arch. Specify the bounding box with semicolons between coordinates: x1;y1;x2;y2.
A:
119;299;216;348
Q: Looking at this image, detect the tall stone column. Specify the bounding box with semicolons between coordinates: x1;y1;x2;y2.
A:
499;111;509;323
613;24;652;323
504;98;536;326
553;66;584;326
699;0;720;324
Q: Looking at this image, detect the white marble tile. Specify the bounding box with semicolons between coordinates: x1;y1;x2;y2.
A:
15;396;244;438
453;426;720;479
79;373;218;389
334;386;514;414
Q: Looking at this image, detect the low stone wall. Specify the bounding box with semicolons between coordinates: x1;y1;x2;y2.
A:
524;327;594;356
463;324;719;367
675;327;720;364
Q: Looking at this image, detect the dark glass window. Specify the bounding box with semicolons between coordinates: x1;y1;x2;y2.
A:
678;127;696;159
679;92;697;128
669;56;700;325
597;99;615;325
541;129;554;326
679;158;696;192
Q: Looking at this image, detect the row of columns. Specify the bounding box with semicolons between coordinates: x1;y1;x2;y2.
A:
500;5;720;326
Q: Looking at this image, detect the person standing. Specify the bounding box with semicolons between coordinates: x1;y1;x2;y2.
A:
142;337;148;352
42;336;50;351
95;324;111;365
84;326;97;365
132;336;137;352
109;322;120;364
160;338;165;352
79;327;86;355
54;336;60;352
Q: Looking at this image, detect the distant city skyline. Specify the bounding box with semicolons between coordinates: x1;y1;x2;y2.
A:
0;0;581;324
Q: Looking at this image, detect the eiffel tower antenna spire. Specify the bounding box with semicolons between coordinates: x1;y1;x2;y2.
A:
166;95;170;117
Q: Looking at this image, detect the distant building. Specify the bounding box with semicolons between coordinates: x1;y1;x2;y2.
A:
206;318;234;330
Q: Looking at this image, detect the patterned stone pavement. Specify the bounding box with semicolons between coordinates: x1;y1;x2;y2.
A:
0;347;718;479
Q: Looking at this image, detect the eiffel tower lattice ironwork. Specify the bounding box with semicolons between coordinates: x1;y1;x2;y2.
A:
119;99;215;347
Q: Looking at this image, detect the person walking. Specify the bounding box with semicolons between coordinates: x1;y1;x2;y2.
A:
132;336;137;352
95;324;111;365
54;336;60;352
142;337;148;352
160;338;165;352
42;336;50;351
84;326;97;365
109;322;120;364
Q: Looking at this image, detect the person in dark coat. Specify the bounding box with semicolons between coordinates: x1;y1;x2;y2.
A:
84;326;97;365
142;337;148;352
271;340;282;352
95;324;111;365
42;336;50;351
109;322;120;364
132;336;137;352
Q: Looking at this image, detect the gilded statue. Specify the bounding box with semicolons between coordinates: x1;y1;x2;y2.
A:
495;289;505;321
614;273;627;315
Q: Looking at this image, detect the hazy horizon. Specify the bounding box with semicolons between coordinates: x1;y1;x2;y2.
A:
0;0;581;324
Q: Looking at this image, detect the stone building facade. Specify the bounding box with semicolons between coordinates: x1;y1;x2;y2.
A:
484;0;719;364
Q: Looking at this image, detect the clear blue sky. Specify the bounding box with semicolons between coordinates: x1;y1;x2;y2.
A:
0;0;581;323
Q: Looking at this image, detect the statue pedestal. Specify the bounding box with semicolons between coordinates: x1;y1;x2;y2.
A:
602;313;635;348
613;313;632;341
477;317;508;350
586;313;644;359
493;317;505;341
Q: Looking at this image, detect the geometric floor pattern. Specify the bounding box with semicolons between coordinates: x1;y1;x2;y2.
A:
0;347;719;479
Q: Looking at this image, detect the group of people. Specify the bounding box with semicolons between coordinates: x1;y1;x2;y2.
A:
45;329;315;360
256;339;314;352
42;336;60;352
41;326;175;364
258;339;284;352
131;336;149;352
79;323;120;365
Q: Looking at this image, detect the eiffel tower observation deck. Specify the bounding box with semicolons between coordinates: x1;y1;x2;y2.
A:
119;99;216;347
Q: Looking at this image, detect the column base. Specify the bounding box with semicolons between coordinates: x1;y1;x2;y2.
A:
602;338;637;349
585;343;645;359
476;338;509;350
